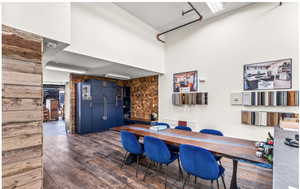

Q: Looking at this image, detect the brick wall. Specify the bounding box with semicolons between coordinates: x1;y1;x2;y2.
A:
124;75;158;121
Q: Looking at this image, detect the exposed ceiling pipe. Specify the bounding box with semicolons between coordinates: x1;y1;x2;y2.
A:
156;2;203;43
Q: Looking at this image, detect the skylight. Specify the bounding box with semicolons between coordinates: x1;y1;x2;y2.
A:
206;2;224;14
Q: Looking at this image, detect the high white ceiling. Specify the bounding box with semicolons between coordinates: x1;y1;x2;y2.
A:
115;2;251;32
43;2;252;84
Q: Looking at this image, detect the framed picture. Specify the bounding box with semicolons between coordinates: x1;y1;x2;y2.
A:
173;71;198;92
243;58;292;90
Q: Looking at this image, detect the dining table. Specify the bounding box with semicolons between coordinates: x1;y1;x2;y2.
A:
112;124;270;189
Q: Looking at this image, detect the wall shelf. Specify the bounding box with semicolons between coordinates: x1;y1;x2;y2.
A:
241;110;298;127
172;92;208;105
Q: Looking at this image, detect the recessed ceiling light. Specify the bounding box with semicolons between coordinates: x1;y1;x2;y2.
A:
206;2;224;14
46;65;86;74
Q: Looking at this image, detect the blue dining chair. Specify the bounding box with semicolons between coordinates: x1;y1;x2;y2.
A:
175;126;192;131
151;122;170;128
179;144;226;189
200;129;223;136
143;136;182;189
120;130;144;177
200;129;224;164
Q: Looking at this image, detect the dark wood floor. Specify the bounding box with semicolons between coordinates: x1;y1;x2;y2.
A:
43;131;272;189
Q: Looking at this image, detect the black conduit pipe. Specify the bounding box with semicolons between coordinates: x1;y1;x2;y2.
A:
156;2;203;43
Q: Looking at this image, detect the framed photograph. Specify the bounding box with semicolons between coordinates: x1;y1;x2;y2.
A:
173;71;198;92
243;58;292;90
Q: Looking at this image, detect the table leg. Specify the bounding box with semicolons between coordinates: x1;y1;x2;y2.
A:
230;159;239;189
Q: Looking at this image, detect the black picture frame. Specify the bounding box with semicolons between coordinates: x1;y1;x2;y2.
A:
173;70;198;93
243;58;292;91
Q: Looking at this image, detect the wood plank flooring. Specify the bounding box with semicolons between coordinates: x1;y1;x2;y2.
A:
43;130;272;189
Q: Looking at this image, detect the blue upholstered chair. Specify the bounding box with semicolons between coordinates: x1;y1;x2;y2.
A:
120;130;144;177
175;126;192;131
200;129;224;164
179;144;226;189
151;122;170;128
143;136;182;189
200;129;223;136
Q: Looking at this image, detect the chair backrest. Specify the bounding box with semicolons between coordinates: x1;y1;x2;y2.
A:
120;131;143;155
144;136;171;164
179;144;220;180
200;129;223;136
152;122;170;128
175;126;192;131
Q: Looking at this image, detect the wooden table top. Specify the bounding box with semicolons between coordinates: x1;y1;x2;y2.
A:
112;124;268;164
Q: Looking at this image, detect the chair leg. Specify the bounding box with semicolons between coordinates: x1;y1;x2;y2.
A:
136;155;140;178
163;164;168;189
120;151;128;168
210;180;213;189
183;174;190;189
177;158;183;180
143;159;152;181
221;175;226;189
219;160;222;166
216;179;220;189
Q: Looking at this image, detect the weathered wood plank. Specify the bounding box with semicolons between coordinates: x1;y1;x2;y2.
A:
3;110;42;124
2;44;41;63
2;31;42;52
2;58;42;74
2;71;41;86
2;145;42;165
2;25;42;43
3;134;42;152
2;122;41;138
3;98;42;111
15;179;42;189
3;168;42;189
2;85;42;99
3;157;42;177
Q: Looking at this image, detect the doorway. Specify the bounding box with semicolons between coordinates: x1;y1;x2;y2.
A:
43;84;66;136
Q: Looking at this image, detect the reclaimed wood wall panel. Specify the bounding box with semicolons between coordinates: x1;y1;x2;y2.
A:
3;110;42;124
3;168;42;189
3;98;42;111
2;58;42;74
3;157;42;177
2;71;42;86
2;25;43;189
2;146;42;165
3;122;41;138
3;85;42;99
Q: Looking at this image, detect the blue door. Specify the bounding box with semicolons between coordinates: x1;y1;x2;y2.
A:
76;82;93;134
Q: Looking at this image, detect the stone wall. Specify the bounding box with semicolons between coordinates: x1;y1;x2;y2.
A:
2;25;43;188
124;75;158;121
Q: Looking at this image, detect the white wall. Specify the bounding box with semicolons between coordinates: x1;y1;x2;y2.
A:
43;69;69;85
66;3;164;73
2;3;71;44
160;3;299;141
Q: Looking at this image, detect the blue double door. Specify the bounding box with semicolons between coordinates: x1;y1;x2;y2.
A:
77;79;123;134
